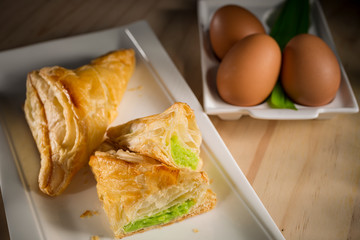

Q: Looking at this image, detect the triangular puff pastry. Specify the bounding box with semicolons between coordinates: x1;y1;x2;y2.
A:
24;49;135;196
89;146;216;239
106;102;203;171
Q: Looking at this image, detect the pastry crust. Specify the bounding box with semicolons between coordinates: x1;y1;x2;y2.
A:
24;49;135;196
106;102;203;170
89;148;216;239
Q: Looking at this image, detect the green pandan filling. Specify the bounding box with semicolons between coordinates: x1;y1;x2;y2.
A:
170;134;199;170
123;199;195;233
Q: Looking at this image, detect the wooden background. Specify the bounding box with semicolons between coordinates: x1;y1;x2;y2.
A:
0;0;359;239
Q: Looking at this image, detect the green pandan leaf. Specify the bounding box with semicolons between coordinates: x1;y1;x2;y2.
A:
270;0;310;51
267;0;310;110
268;82;297;110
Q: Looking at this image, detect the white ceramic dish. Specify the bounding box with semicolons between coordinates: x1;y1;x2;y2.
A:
0;21;285;239
198;0;359;120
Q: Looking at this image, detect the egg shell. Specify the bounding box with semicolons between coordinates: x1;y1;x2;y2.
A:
216;33;281;106
209;4;265;60
281;34;341;106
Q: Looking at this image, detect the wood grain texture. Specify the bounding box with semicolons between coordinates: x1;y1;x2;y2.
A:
211;114;360;239
0;0;359;239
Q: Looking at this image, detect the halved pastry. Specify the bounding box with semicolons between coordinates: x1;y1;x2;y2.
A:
89;147;216;239
24;49;135;196
106;102;203;171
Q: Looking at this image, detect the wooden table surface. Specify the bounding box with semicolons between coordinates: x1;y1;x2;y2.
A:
0;0;359;239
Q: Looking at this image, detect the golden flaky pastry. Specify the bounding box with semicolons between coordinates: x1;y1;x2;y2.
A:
106;102;203;171
89;147;216;239
24;49;135;196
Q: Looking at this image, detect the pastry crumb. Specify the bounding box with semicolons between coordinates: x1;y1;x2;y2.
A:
192;228;199;233
128;85;143;91
90;236;100;240
80;210;99;218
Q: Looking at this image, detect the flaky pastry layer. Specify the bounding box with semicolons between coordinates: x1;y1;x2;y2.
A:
24;49;135;196
106;102;203;170
89;148;216;239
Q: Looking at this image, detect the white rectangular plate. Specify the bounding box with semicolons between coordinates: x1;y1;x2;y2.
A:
0;21;284;240
198;0;359;120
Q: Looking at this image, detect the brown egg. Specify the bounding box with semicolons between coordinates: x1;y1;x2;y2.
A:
281;34;341;106
217;34;281;106
209;4;265;60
